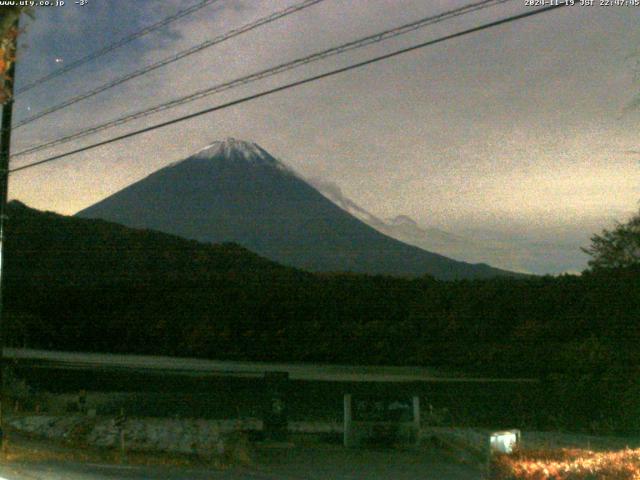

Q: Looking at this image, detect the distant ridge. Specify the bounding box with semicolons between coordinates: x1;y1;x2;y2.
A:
77;138;520;280
307;177;535;274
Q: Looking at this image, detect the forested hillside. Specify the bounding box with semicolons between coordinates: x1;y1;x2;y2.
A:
4;201;637;368
4;201;640;430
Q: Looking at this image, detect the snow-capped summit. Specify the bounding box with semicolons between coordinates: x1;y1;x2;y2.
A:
77;139;517;279
197;137;265;160
191;137;294;175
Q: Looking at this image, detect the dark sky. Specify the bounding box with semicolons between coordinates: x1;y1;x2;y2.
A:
7;0;640;273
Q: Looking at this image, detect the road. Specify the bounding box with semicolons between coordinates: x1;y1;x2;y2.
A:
0;446;482;479
4;347;536;383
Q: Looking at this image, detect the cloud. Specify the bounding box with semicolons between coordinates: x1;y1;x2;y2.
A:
307;177;382;224
7;0;640;275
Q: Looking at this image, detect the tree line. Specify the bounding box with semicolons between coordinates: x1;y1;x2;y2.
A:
3;200;640;432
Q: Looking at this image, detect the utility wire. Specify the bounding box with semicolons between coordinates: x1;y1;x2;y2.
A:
10;3;568;175
13;0;512;158
15;0;220;95
14;0;327;129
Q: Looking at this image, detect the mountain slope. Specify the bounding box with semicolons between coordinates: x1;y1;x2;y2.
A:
308;177;530;273
77;138;517;280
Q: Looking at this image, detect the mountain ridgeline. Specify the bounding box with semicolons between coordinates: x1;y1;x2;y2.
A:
76;138;517;280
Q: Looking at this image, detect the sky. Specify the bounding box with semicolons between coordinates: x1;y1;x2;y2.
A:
7;0;640;274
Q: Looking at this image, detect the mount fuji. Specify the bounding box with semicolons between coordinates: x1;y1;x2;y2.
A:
76;138;518;279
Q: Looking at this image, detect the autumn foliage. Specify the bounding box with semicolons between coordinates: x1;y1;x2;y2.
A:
491;448;640;480
0;7;29;103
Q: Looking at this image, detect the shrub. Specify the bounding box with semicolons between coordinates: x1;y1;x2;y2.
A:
490;447;640;480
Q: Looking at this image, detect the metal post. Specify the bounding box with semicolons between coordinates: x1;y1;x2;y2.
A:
0;16;19;454
412;396;420;446
343;394;352;448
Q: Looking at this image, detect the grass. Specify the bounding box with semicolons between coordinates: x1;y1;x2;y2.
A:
490;447;640;479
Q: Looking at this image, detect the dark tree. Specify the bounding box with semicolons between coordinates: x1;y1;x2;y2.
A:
582;207;640;270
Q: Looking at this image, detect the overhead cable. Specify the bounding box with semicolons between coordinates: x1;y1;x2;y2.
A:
16;0;221;95
13;0;513;158
14;0;328;128
10;3;569;174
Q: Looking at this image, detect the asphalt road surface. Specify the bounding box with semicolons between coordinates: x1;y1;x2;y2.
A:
5;347;535;383
0;446;482;479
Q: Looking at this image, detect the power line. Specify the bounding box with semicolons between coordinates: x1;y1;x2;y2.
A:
14;0;327;129
10;3;568;175
15;0;220;95
13;0;512;158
